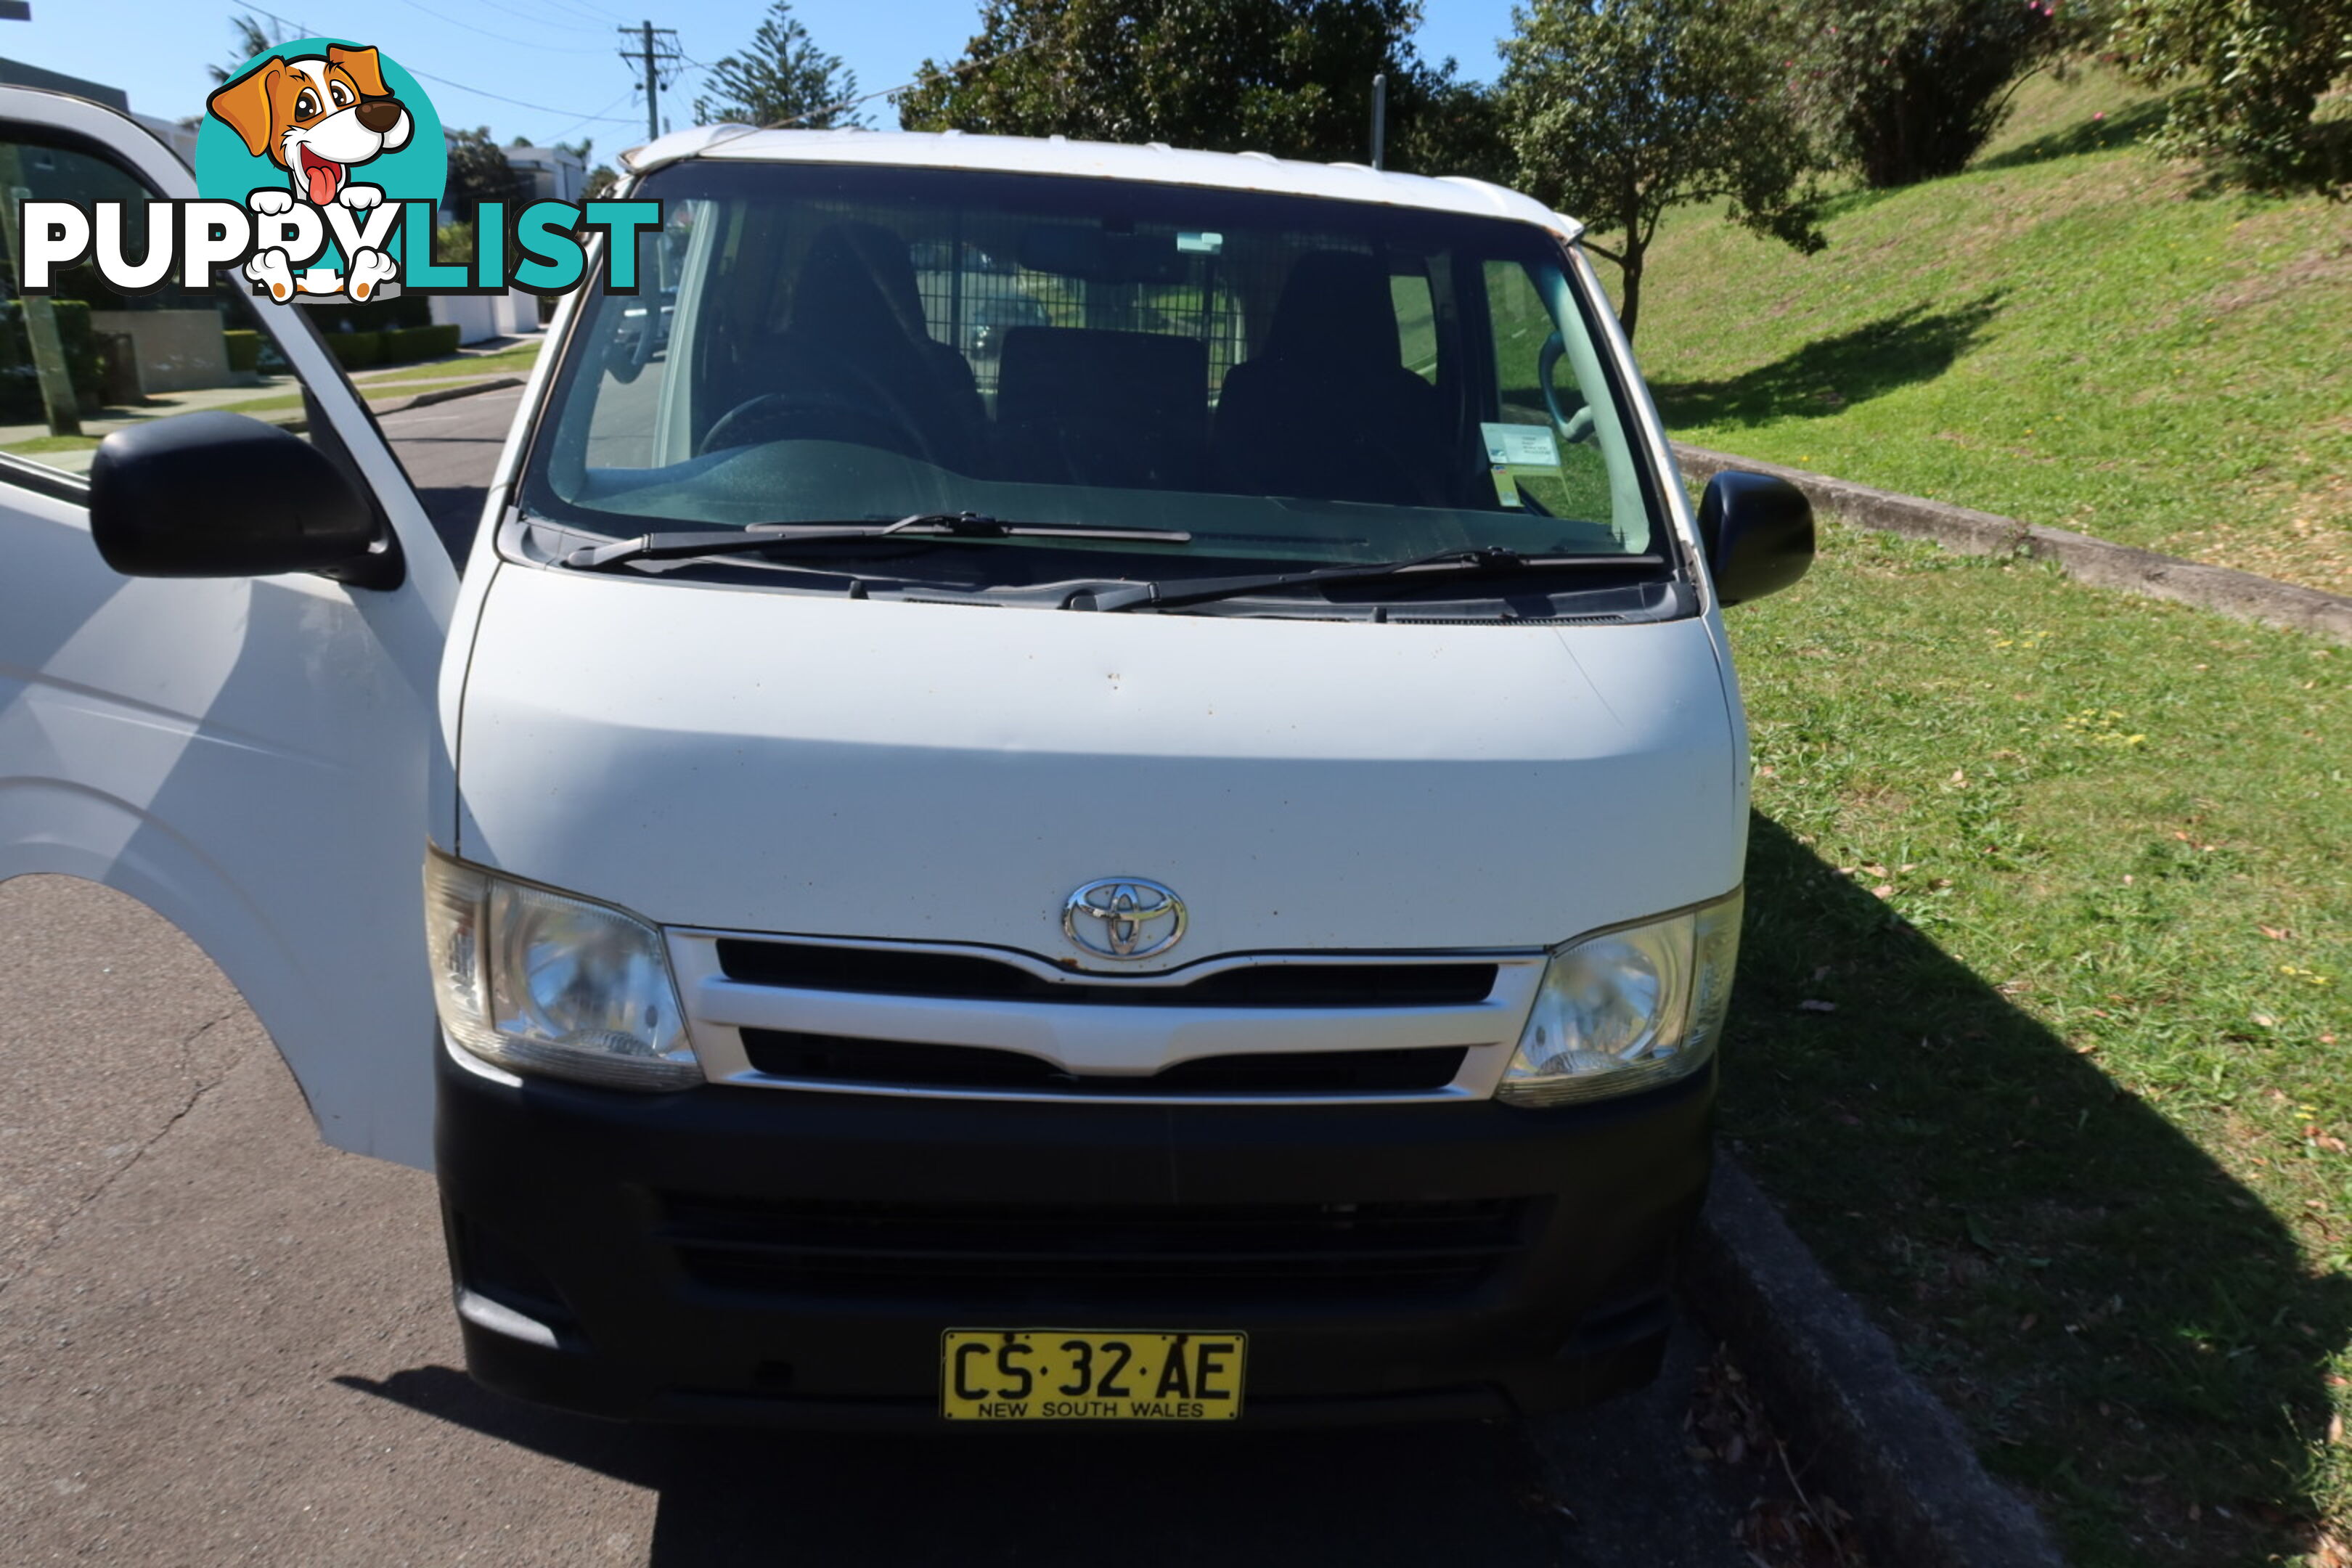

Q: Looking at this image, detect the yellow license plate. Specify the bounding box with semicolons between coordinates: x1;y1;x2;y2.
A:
941;1329;1246;1421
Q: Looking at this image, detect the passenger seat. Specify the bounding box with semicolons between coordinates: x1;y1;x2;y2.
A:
1212;251;1448;506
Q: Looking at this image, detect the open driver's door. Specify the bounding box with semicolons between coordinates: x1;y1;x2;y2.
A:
0;89;462;1168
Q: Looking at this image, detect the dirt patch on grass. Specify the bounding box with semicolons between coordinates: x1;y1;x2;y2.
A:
2171;474;2352;595
2202;242;2352;316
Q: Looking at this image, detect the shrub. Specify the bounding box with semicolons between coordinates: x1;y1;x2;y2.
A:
2109;0;2352;192
223;328;261;373
380;323;461;364
375;327;422;365
431;222;476;269
1784;0;2091;188
325;330;382;370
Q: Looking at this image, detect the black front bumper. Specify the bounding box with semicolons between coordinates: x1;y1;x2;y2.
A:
435;1040;1713;1427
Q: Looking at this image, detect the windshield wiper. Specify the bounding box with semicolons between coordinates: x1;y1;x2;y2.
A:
563;512;1191;571
1082;546;1664;613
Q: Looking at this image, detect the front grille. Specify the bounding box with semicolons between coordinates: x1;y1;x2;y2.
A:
658;1193;1538;1305
714;939;1498;1008
738;1030;1467;1094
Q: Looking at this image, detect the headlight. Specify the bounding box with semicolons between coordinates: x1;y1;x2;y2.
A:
1497;891;1742;1107
424;849;698;1091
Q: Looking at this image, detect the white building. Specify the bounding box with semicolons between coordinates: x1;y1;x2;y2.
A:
504;144;587;204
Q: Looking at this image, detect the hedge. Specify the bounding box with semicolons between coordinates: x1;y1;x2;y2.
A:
324;330;382;370
224;329;261;374
380;323;461;363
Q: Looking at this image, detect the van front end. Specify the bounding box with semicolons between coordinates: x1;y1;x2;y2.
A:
426;579;1747;1425
436;1033;1715;1426
420;131;1808;1426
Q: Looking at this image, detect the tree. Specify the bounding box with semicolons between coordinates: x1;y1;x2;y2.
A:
1499;0;1824;340
2109;0;2352;192
444;128;524;222
691;1;862;129
894;0;1500;177
1393;70;1513;185
1784;1;2088;189
208;13;282;86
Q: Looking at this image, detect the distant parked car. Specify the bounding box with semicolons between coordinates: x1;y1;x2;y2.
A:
962;288;1051;369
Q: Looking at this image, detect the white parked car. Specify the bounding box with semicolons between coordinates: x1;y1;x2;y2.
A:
1;92;1811;1427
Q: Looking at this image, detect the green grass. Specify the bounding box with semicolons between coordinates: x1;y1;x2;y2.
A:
1726;525;2350;1564
1635;68;2352;596
1;433;99;455
347;341;541;386
209;376;509;420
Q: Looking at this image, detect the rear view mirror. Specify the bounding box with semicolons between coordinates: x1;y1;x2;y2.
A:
90;411;399;588
1018;224;1183;284
1696;471;1813;607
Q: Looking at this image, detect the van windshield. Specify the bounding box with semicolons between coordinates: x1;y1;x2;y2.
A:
521;159;1667;595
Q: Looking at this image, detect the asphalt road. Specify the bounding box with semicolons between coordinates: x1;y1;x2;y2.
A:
0;385;1756;1565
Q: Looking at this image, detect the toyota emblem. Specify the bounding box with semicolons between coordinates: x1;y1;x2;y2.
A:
1062;878;1187;961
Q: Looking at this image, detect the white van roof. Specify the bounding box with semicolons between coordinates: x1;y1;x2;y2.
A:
618;124;1583;241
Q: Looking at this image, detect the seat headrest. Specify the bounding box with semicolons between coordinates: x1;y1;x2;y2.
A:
789;221;931;349
1257;250;1402;373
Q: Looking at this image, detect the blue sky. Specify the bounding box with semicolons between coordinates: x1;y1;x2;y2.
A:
29;1;1522;158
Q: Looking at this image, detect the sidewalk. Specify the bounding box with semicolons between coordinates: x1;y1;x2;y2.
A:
0;338;542;473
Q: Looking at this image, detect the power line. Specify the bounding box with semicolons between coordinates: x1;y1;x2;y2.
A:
224;4;641;130
240;4;317;38
404;65;642;124
531;0;634;22
541;87;637;145
384;0;612;54
450;0;610;38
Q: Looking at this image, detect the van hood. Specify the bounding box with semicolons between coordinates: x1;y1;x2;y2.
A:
454;567;1744;968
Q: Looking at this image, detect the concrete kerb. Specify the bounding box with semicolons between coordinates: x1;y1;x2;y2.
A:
377;376;526;416
276;375;526;436
1673;442;2352;645
1683;1158;2071;1567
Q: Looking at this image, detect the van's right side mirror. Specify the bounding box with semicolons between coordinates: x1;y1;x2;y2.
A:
1696;471;1814;607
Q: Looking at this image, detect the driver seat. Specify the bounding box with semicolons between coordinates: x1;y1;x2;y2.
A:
1210;250;1448;506
706;222;986;471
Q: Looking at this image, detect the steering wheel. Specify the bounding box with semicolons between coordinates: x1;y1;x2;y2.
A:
604;305;660;385
698;390;939;462
1538;330;1597;445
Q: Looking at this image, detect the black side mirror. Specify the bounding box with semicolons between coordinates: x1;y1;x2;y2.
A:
90;411;400;588
1696;470;1813;607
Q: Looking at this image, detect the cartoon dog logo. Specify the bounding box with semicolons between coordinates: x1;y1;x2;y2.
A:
206;45;412;302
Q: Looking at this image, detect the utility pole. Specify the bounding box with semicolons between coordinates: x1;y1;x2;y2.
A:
0;144;79;436
616;20;682;142
1369;73;1387;170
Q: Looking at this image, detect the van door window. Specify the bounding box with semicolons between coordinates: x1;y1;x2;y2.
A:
1482;258;1649;550
0;138;348;498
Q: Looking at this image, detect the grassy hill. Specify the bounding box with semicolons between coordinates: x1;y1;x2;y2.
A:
1632;70;2352;597
1620;73;2352;1565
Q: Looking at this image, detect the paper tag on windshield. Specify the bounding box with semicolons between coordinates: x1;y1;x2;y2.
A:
1481;422;1561;469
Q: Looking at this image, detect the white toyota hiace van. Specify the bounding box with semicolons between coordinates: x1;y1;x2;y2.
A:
2;91;1811;1426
